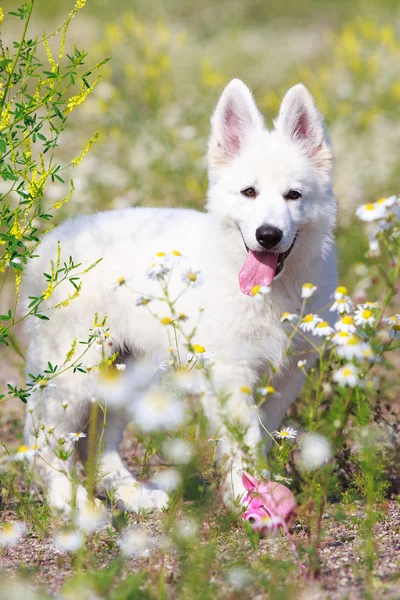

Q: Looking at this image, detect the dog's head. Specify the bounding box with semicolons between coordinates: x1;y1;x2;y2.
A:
206;79;336;294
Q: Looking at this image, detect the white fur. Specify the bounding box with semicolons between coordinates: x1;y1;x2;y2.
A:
23;80;337;512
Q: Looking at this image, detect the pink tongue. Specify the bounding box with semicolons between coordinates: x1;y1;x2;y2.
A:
239;251;279;296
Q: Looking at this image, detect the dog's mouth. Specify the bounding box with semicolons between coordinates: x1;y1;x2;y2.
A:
239;233;297;296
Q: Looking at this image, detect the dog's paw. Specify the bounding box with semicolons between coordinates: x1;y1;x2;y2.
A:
49;481;93;515
115;483;169;513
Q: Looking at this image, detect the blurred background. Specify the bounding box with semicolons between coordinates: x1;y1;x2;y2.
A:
4;0;400;267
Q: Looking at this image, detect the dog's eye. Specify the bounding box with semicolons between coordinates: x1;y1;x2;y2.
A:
285;190;302;200
241;187;257;198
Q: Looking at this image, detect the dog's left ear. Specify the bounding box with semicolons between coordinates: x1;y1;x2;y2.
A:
208;79;264;172
275;84;332;173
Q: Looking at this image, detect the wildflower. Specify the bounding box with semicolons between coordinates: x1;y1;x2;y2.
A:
115;363;126;371
181;267;203;288
390;324;400;339
77;503;108;533
273;427;297;440
0;522;27;547
10;444;40;461
375;195;397;208
354;307;375;327
301;282;317;298
359;301;379;309
299;314;323;332
178;313;188;322
299;433;332;469
146;254;170;280
171;249;182;258
251;285;270;299
334;315;357;333
333;286;348;300
67;432;86;442
55;530;84;553
336;336;373;361
187;344;211;365
312;321;334;337
356;202;387;222
240;385;252;395
151;468;182;491
333;363;359;387
30;379;56;392
114;276;126;287
117;528;151;557
280;312;298;323
131;386;186;432
257;384;280;397
332;330;352;345
96;361;154;408
383;314;400;327
160;317;174;326
136;295;152;306
273;473;292;485
163;438;192;464
226;567;252;590
297;359;307;368
330;296;354;314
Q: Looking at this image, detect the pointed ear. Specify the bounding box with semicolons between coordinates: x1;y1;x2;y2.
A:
275;84;332;173
241;471;259;492
208;79;264;170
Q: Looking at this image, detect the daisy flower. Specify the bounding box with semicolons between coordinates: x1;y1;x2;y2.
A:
359;301;379;310
312;321;334;337
336;336;373;361
374;195;397;208
299;314;323;332
354;307;375;327
273;473;292;485
187;344;211;365
67;432;87;442
333;363;359;387
389;324;400;339
356;202;387;222
334;315;357;333
280;312;298;323
0;522;27;547
257;384;280;397
55;531;84;553
136;295;152;306
297;359;307;368
330;296;354;314
333;286;348;300
301;282;317;299
332;330;352;345
146;252;171;280
10;444;40;461
300;433;332;469
273;427;297;440
30;379;56;392
181;267;203;288
251;285;270;299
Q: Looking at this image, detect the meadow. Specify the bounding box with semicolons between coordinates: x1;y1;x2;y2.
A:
0;1;399;598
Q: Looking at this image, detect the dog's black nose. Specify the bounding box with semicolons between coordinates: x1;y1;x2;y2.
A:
255;226;283;249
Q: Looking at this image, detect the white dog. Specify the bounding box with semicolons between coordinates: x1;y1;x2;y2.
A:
23;80;337;513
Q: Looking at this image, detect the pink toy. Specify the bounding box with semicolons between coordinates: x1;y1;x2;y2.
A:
241;471;297;536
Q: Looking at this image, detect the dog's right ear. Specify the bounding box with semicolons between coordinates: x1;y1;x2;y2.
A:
208;79;264;171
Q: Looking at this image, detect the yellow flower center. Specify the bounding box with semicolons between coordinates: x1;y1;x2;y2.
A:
336;286;348;295
281;312;290;319
265;385;275;394
160;317;173;325
172;250;181;256
187;272;197;282
156;252;166;257
338;331;350;337
376;197;387;205
365;203;376;211
36;379;47;388
17;445;29;453
116;276;125;285
279;430;290;437
347;336;360;346
342;316;353;324
251;285;261;295
240;386;252;395
342;368;353;377
316;321;329;328
361;310;373;319
304;314;314;323
393;324;400;331
303;283;315;289
192;344;205;354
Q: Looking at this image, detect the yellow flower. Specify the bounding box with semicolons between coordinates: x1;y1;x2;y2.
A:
240;386;252;395
192;344;205;354
160;317;174;326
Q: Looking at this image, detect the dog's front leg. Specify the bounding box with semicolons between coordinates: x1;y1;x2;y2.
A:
202;364;263;510
95;410;169;512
